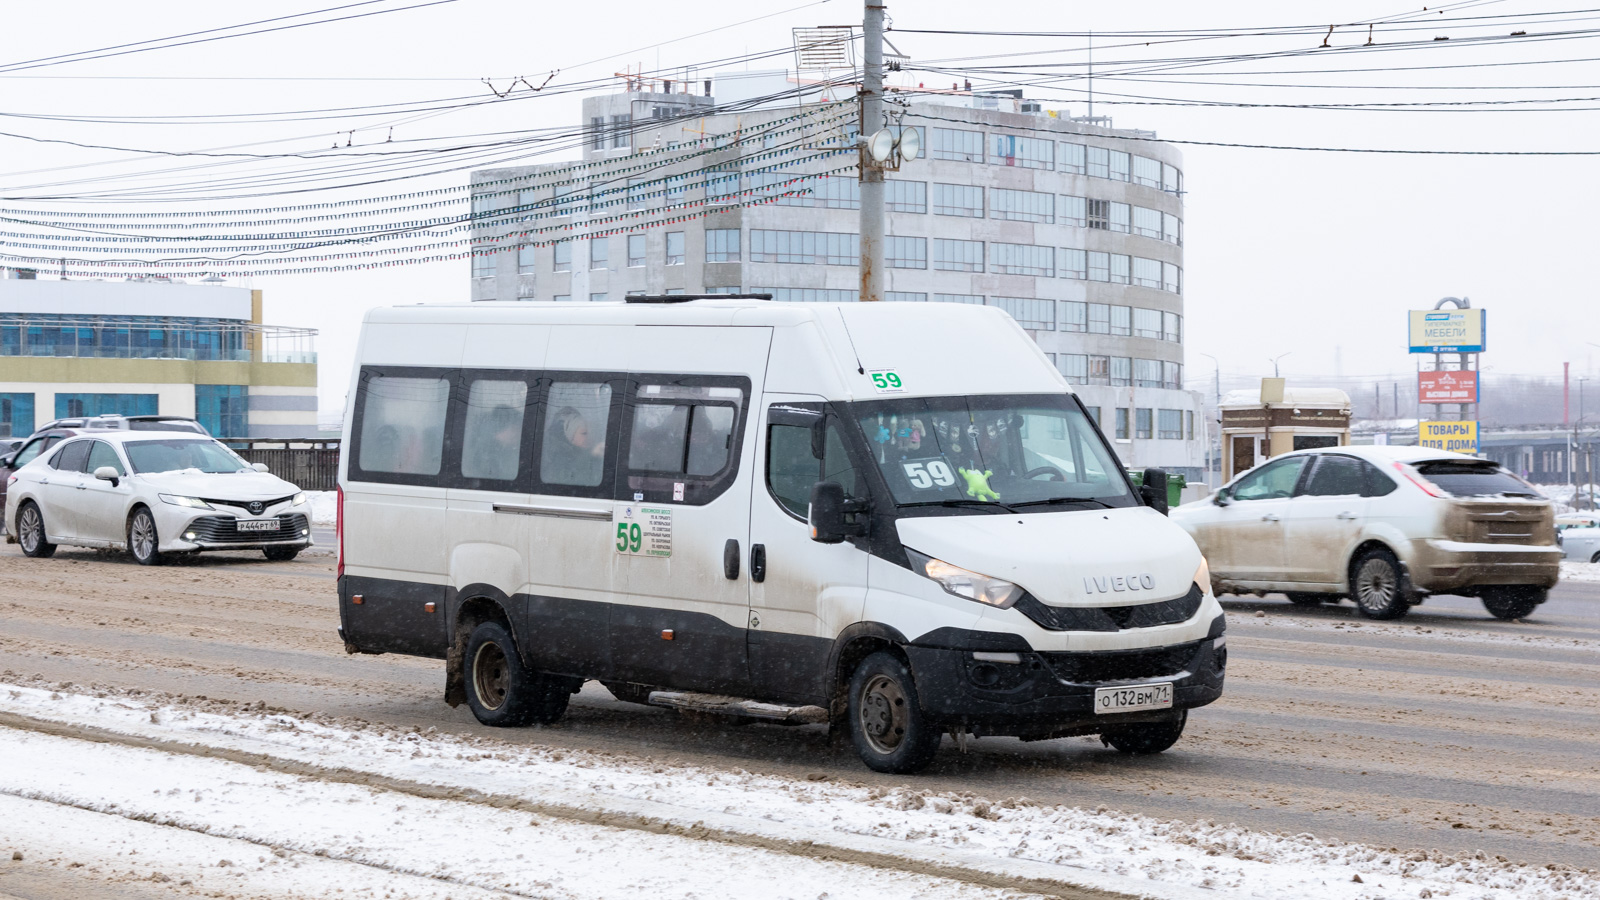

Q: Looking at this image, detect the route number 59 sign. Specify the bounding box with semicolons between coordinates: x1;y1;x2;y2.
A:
868;369;906;393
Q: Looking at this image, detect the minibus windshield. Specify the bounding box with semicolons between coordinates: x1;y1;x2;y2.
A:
853;395;1137;510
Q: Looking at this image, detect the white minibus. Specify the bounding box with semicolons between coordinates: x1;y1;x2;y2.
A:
337;297;1225;773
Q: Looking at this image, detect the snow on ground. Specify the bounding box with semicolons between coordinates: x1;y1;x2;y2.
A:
305;490;336;527
1237;607;1600;651
2;681;1595;900
1560;561;1600;583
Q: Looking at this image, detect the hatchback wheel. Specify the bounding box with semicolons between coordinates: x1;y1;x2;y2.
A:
1480;585;1545;621
17;502;56;559
1351;548;1409;620
127;507;164;566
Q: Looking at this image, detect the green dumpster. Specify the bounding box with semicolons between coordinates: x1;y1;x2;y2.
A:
1127;469;1186;508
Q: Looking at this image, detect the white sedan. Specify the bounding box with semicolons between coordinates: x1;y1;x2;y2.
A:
5;431;312;565
1559;524;1600;563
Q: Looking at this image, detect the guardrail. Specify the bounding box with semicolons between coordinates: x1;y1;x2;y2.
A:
224;438;340;492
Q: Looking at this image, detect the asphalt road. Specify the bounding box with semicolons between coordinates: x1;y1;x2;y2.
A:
1;537;1596;877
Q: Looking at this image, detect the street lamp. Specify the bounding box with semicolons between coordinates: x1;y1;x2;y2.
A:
1268;352;1292;378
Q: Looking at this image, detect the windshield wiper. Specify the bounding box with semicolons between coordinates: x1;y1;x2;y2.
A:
1008;497;1118;510
905;498;1018;514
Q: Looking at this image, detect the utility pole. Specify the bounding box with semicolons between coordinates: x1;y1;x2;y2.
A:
858;0;885;302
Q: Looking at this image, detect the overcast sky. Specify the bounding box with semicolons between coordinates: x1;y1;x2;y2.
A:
4;0;1598;419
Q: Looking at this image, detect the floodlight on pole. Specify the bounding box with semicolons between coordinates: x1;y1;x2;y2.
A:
867;128;894;163
896;126;921;161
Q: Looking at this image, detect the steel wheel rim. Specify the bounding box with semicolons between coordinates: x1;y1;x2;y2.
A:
19;507;39;552
472;642;510;711
1356;559;1395;610
131;513;156;559
858;673;909;755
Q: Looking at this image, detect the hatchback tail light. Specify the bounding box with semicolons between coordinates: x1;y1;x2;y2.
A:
1393;462;1447;498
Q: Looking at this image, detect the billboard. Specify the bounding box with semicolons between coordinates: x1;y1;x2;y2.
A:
1408;308;1486;353
1418;369;1479;404
1418;420;1479;454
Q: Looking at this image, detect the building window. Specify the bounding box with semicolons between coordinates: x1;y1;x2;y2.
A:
0;393;34;438
1186;410;1195;440
702;286;744;295
1134;359;1162;388
626;178;649;211
706;229;740;263
628;234;646;267
989;297;1054;330
553;243;571;273
56;393;158;419
1110;150;1131;182
792;175;859;209
758;287;857;302
706;168;740;200
664;289;686;295
590;292;608;303
1059;141;1086;174
886;179;926;213
1110;305;1132;336
552;294;572;302
1157;410;1183;439
472;251;496;279
1060;195;1087;227
1110;202;1131;233
1133;257;1162;289
990;243;1054;277
1133;308;1162;339
665;174;687;200
1133;156;1162;188
1088;303;1110;334
1088;251;1110;282
1115;407;1130;440
1136;408;1153;440
590;239;609;271
1056;353;1088;382
1060;300;1087;332
1060;248;1087;280
1163;360;1183;390
749;230;858;265
665;232;685;266
611;114;631;149
1110;254;1131;285
590;116;605;151
1085;405;1102;428
1163;311;1182;343
1087;199;1109;230
886;235;927;269
1133;206;1162;239
933;183;984;217
929;127;983;162
195;385;249;438
1164;262;1182;294
990;134;1053;169
1087;146;1110;179
932;238;984;272
517;243;536;275
1163;163;1182;194
886;291;927;302
1111;357;1132;386
1164;212;1182;245
1088;355;1110;385
553;183;586;216
932;293;984;305
990;188;1053;223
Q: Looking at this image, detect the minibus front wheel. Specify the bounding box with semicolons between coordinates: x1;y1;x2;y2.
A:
463;621;569;727
847;652;942;774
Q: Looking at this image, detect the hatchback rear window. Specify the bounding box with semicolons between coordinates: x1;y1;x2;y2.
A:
1413;461;1539;498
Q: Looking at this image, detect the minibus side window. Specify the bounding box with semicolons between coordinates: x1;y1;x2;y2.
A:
823;422;859;498
767;423;819;517
355;375;450;477
540;381;613;487
460;379;529;482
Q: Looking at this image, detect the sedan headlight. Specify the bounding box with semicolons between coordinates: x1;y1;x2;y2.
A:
291;492;307;507
158;494;213;510
907;549;1024;609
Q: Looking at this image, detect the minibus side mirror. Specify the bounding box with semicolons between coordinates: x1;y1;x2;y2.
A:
93;465;120;487
1140;467;1170;516
809;481;868;543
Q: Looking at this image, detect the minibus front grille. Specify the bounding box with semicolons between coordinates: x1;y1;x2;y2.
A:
1039;641;1199;685
186;513;310;543
1015;584;1203;632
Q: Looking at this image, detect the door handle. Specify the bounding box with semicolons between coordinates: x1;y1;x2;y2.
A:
750;544;767;583
1336;512;1357;520
37;478;48;485
75;484;87;490
723;538;740;580
1261;514;1279;522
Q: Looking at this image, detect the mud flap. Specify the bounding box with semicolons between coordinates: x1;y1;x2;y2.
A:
444;624;470;708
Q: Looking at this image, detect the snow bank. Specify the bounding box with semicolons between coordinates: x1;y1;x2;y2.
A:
1;681;1594;900
304;490;336;526
1560;561;1600;584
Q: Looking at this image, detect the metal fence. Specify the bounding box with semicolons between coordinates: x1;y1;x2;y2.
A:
227;438;340;491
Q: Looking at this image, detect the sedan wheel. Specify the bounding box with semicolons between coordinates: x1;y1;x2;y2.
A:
17;503;56;558
127;508;164;567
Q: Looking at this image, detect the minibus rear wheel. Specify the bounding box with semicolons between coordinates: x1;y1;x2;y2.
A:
847;651;941;774
464;621;568;727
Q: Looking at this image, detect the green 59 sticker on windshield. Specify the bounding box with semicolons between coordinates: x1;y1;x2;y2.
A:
867;369;905;394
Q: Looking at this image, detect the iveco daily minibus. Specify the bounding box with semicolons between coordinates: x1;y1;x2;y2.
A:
337;297;1225;773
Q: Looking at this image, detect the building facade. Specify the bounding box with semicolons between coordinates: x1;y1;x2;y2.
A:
0;276;317;438
467;81;1204;476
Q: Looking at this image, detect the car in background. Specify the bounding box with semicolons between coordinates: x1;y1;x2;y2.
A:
0;438;23;458
6;431;311;564
0;428;83;517
1559;523;1600;563
35;414;209;436
1173;445;1560;621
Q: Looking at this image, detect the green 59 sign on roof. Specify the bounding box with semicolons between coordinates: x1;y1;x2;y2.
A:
867;369;906;394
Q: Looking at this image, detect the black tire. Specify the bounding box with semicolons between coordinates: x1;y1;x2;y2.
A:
1284;592;1325;607
847;651;942;774
463;621;569;727
16;502;56;559
1480;585;1546;621
1591;551;1600;565
1103;710;1188;755
1350;548;1409;620
263;546;300;562
127;507;164;566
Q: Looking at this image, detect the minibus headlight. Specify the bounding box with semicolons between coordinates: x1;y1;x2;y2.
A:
291;492;307;507
1194;557;1212;595
907;549;1023;609
159;494;213;510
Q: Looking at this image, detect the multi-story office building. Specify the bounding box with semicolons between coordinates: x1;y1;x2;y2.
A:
467;79;1204;476
0;274;317;438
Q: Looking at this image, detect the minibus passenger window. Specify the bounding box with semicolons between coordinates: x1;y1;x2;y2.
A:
687;406;734;475
767;424;819;516
541;382;612;487
356;376;449;476
461;380;528;481
628;404;690;472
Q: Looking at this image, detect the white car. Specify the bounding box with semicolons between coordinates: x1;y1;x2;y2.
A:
5;431;312;565
1173;445;1560;621
1559;524;1600;563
